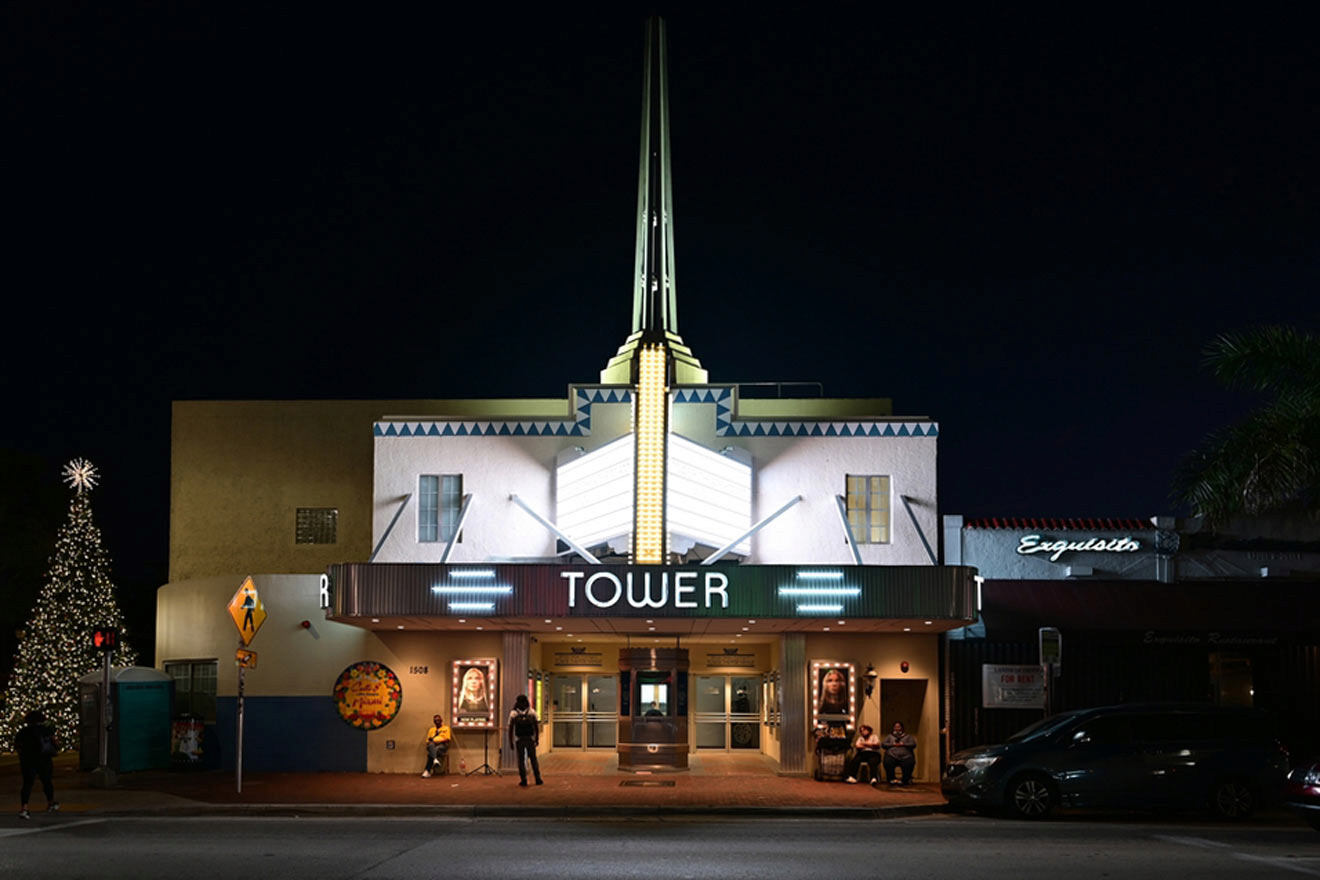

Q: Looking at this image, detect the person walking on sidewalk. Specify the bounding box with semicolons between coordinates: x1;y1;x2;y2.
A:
507;694;542;787
421;713;451;777
14;709;60;819
881;721;917;785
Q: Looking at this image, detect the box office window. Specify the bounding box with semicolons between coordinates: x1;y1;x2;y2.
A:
845;475;890;544
166;660;217;722
419;474;463;543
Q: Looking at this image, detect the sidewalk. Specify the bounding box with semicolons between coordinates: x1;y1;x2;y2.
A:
2;753;948;818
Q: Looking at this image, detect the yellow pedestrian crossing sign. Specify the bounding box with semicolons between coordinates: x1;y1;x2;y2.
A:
228;576;267;646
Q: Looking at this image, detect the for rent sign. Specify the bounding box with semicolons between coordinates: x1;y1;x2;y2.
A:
981;664;1045;709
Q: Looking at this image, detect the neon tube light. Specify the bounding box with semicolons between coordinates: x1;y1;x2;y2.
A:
432;585;513;595
449;569;496;579
449;602;495;612
797;604;844;613
795;571;843;580
778;587;861;596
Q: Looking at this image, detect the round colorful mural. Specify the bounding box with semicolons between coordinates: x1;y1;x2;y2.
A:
333;661;403;729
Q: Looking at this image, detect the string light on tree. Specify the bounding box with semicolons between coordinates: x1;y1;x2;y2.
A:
0;459;137;746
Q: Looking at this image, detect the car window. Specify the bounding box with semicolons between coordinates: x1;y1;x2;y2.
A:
1007;711;1085;744
1071;714;1134;746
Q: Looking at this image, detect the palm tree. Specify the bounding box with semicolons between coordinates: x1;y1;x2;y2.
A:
1171;326;1320;525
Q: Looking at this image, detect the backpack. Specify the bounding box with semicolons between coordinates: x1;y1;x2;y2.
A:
38;729;57;757
512;710;537;738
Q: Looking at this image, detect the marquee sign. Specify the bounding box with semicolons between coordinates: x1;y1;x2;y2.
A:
323;562;978;624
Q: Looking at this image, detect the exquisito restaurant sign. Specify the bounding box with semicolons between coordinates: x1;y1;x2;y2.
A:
324;562;977;623
1015;534;1142;562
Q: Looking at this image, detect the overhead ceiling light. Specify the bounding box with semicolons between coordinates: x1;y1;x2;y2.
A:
544;619;552;624
903;627;911;632
741;626;749;631
371;618;380;624
748;620;756;624
396;625;404;630
555;626;563;631
925;620;933;625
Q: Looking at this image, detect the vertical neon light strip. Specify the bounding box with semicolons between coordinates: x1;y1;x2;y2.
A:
633;343;668;564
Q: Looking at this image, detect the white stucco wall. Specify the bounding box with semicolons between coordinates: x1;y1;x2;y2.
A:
372;395;938;566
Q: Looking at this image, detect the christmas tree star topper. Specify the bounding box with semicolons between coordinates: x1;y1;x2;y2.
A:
62;457;99;494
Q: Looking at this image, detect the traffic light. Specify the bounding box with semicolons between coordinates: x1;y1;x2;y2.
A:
92;627;118;651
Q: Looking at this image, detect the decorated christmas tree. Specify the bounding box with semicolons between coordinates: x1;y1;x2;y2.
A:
1;459;137;747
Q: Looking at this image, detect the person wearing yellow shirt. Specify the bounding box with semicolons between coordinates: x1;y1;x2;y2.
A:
422;714;452;777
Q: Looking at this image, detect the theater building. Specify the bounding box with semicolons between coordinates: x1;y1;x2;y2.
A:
154;19;976;778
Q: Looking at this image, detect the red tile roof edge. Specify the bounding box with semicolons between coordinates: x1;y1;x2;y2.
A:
964;517;1152;531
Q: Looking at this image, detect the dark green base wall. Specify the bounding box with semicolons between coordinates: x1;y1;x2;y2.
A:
215;697;366;772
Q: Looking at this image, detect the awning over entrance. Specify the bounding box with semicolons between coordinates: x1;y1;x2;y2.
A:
323;562;978;633
980;579;1320;638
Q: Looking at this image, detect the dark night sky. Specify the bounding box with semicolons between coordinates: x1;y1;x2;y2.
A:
2;5;1318;644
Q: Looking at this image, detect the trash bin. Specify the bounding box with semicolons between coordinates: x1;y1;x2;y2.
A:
171;714;204;766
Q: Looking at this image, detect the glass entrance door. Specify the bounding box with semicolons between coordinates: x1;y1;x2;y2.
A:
551;674;617;749
694;674;761;750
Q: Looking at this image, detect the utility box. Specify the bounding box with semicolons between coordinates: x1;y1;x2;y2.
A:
78;667;173;772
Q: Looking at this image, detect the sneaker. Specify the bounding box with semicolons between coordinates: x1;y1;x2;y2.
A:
47;802;60;812
518;780;528;787
18;810;31;820
421;770;430;778
845;776;858;784
535;778;543;785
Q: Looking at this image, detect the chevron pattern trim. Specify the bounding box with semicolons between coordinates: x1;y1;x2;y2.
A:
715;421;939;438
372;385;937;439
373;386;635;438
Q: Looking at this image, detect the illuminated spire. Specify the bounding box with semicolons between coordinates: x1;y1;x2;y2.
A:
601;16;708;385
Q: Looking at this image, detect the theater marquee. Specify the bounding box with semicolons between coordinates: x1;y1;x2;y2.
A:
323;562;978;624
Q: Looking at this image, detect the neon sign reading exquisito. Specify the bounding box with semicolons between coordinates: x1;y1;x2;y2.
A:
1016;534;1142;562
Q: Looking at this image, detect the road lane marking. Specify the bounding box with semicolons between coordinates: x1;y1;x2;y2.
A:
1155;833;1320;877
0;818;106;838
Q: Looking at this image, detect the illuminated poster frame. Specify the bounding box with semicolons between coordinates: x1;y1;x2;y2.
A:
810;660;857;731
452;658;498;729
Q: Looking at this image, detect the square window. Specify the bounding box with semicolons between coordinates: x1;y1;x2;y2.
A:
165;660;218;722
419;474;462;543
845;474;890;544
295;507;338;544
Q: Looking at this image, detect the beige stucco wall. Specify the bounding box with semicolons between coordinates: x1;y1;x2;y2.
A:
803;632;941;782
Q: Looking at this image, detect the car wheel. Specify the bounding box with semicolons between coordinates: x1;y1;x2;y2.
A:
1007;773;1055;820
1210;779;1255;820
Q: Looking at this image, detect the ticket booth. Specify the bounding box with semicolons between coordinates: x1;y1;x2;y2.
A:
617;646;688;771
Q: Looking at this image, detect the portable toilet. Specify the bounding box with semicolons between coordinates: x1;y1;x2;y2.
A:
78;666;173;772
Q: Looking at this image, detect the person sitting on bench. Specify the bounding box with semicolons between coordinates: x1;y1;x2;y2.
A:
844;724;882;784
422;713;451;777
881;721;917;785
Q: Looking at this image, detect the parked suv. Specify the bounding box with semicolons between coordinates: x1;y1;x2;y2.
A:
942;703;1289;819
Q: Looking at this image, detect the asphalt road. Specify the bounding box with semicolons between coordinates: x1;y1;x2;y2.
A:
2;815;1317;880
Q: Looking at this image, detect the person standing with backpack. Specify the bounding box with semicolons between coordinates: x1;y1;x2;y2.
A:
507;694;542;787
15;709;60;819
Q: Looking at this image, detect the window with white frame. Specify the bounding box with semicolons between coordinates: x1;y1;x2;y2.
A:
419;474;463;542
845;475;890;544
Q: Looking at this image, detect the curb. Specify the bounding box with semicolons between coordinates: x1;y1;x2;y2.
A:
81;802;952;820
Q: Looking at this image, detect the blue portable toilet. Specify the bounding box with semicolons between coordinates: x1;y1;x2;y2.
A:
78;667;173;772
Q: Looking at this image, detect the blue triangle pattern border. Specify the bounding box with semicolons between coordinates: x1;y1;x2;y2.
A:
715;420;938;438
373;385;641;438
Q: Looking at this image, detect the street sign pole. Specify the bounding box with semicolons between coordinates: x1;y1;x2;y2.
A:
236;658;245;794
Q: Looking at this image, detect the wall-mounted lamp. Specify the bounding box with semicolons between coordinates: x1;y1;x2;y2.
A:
864;663;878;697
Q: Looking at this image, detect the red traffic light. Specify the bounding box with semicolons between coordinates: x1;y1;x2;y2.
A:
92;627;118;651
